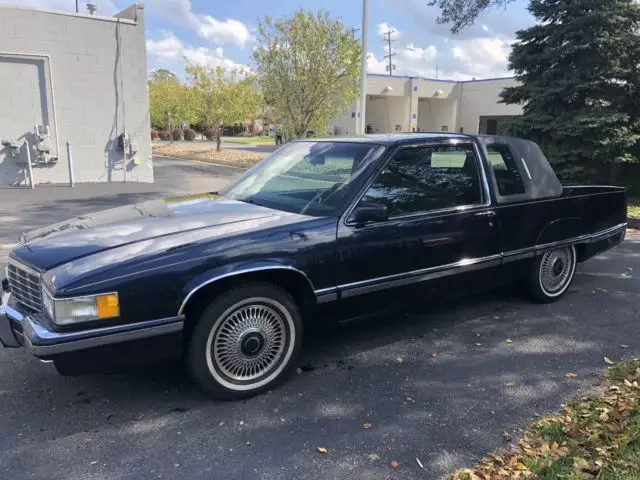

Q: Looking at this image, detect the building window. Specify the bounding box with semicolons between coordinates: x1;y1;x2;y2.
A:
412;113;417;119
441;126;449;132
413;86;418;92
351;112;356;119
486;144;526;196
358;144;483;217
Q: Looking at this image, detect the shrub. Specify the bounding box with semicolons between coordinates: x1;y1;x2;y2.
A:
204;127;216;141
157;131;170;141
171;128;182;141
183;128;196;141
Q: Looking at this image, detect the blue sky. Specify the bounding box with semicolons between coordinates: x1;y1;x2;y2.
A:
3;0;535;80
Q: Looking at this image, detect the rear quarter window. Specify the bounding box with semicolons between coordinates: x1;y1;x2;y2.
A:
486;144;526;196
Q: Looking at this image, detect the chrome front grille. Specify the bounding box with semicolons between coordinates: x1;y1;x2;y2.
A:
7;260;43;312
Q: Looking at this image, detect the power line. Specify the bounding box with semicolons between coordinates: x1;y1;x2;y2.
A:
382;29;396;75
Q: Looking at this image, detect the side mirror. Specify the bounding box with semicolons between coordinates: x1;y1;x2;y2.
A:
352;203;389;225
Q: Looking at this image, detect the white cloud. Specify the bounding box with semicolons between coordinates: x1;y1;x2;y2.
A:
146;31;247;72
377;22;400;40
198;17;251;46
145;0;251;47
366;0;517;80
449;37;512;78
402;43;437;62
146;32;184;62
367;52;387;74
0;0;119;15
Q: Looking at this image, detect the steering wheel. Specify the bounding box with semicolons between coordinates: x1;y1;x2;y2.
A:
300;183;344;215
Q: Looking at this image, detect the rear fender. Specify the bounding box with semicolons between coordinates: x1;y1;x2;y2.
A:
535;217;586;246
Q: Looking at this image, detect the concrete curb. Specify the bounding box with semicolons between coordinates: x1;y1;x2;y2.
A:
153;154;250;171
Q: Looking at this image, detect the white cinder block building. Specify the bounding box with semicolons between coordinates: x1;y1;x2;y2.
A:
332;74;522;137
0;3;152;187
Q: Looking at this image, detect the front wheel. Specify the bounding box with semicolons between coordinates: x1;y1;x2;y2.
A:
526;245;577;303
187;284;303;400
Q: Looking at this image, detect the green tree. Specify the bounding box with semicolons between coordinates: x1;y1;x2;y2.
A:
148;77;196;132
149;68;177;82
427;0;513;33
252;10;361;139
500;0;640;183
186;65;262;151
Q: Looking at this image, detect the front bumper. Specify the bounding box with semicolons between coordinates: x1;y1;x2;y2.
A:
1;287;185;363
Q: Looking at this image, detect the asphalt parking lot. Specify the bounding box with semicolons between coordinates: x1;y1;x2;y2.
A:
1;158;638;479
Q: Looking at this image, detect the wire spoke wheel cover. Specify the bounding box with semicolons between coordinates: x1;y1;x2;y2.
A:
206;297;295;391
538;245;576;297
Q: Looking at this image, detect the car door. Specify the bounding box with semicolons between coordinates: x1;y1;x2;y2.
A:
335;140;502;313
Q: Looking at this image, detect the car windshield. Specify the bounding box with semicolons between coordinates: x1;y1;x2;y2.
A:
220;141;387;216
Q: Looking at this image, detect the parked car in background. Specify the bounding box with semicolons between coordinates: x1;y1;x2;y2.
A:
1;133;627;399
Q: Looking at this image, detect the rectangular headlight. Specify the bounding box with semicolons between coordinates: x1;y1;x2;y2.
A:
42;286;119;325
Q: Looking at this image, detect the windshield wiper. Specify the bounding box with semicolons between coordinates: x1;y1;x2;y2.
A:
237;198;270;209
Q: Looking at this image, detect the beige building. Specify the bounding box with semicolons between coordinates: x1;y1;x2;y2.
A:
332;74;522;136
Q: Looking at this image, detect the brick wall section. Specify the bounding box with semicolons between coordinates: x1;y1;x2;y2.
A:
0;4;152;185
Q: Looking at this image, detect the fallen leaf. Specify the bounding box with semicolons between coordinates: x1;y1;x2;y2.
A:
621;345;629;349
245;441;251;446
566;373;578;378
431;352;437;358
476;343;483;346
90;461;98;465
317;447;328;454
624;379;634;388
396;357;404;364
604;357;615;365
390;460;399;470
494;316;502;320
505;339;513;344
367;453;381;461
362;423;372;430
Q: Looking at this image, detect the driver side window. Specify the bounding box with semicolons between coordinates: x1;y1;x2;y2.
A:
358;144;483;218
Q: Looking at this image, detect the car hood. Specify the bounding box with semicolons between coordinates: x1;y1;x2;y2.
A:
11;194;290;271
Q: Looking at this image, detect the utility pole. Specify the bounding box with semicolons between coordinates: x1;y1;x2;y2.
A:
359;0;369;135
75;0;79;12
382;29;397;76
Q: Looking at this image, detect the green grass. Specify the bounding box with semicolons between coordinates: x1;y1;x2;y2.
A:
628;202;640;220
222;136;274;145
535;422;566;444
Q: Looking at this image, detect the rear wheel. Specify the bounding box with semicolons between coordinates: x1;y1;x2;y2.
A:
187;284;303;400
526;245;577;303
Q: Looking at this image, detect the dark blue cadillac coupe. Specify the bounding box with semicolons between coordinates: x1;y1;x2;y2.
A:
1;133;627;399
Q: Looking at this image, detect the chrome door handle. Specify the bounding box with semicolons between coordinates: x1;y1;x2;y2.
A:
475;211;496;217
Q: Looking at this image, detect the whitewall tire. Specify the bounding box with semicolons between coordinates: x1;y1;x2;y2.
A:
187;284;303;400
526;245;577;303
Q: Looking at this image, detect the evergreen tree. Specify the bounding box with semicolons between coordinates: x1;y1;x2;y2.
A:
500;0;640;183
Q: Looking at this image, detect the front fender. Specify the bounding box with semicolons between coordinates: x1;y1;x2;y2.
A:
176;260;315;316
